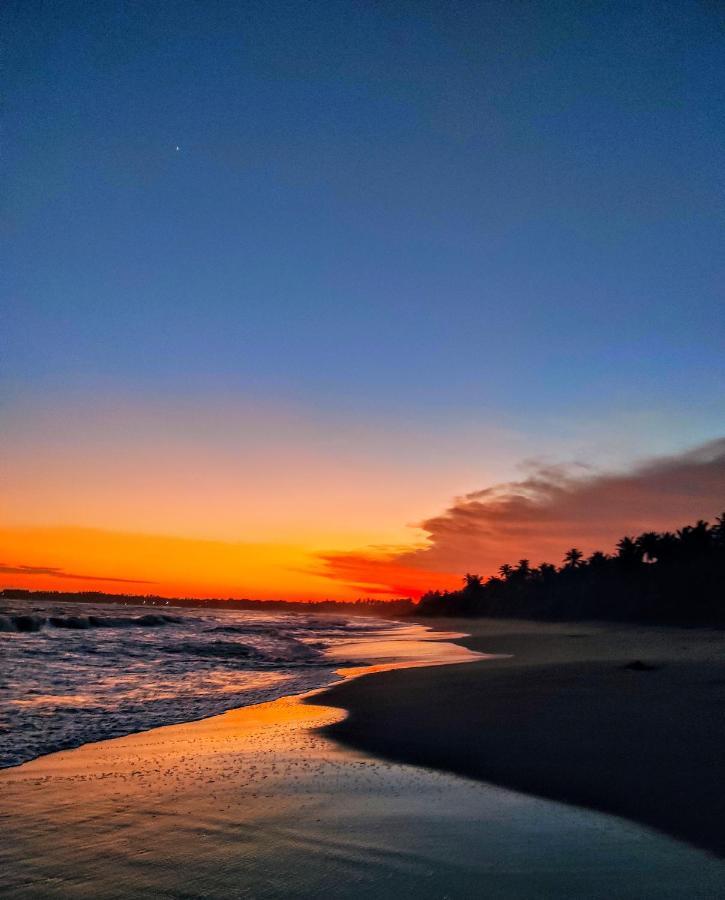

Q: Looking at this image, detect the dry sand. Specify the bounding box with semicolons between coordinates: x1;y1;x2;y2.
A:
319;619;725;858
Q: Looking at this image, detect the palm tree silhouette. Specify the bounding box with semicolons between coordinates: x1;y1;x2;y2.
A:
713;513;725;549
616;536;642;565
414;515;723;626
587;550;609;568
677;520;712;558
563;548;584;569
636;532;661;563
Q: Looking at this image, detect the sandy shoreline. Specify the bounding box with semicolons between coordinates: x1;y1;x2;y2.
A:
2;619;724;897
318;618;725;858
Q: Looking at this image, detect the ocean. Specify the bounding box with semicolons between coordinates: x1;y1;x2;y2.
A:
0;600;409;768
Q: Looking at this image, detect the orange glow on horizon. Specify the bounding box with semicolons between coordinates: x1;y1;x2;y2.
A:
0;526;455;601
0;395;522;602
315;549;461;599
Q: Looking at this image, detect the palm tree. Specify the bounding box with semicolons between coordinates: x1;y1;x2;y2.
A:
616;536;642;565
463;573;483;589
499;563;513;580
652;531;679;564
636;531;662;563
713;513;725;549
538;562;557;581
563;548;584;569
677;520;712;558
587;550;609;568
516;559;531;578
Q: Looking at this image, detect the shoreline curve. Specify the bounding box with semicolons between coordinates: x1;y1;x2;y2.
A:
314;618;725;858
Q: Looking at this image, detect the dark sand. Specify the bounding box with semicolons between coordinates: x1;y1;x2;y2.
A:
318;619;725;858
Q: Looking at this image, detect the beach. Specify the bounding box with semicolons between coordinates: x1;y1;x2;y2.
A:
321;619;725;859
6;0;724;895
1;619;724;898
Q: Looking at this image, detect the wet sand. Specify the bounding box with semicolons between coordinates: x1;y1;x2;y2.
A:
320;619;725;859
1;623;724;898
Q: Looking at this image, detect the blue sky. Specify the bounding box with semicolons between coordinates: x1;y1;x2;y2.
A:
2;1;724;594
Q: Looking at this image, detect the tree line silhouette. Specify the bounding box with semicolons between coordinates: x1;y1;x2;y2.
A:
417;515;725;625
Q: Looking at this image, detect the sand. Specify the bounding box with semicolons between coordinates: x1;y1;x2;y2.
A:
319;619;725;859
1;621;724;898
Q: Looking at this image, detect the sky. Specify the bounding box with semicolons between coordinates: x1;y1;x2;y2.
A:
2;1;724;599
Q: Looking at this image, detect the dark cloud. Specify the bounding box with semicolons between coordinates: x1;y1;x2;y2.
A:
319;438;725;596
402;437;725;572
0;563;155;585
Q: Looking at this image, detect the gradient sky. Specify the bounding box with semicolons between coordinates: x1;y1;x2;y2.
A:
3;1;724;599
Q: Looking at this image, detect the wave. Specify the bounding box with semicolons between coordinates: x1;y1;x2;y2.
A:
0;602;401;769
163;636;330;666
0;613;183;632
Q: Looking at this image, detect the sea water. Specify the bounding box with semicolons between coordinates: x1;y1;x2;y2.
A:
0;600;409;768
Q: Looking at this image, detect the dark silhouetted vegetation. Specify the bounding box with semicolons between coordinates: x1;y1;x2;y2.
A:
416;515;725;625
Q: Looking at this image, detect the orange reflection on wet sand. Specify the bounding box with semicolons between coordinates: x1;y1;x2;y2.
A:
0;628;484;897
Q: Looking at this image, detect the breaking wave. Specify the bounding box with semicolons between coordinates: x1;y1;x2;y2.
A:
0;613;183;632
0;600;405;768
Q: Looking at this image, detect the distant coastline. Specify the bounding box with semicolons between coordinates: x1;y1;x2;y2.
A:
0;589;415;619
